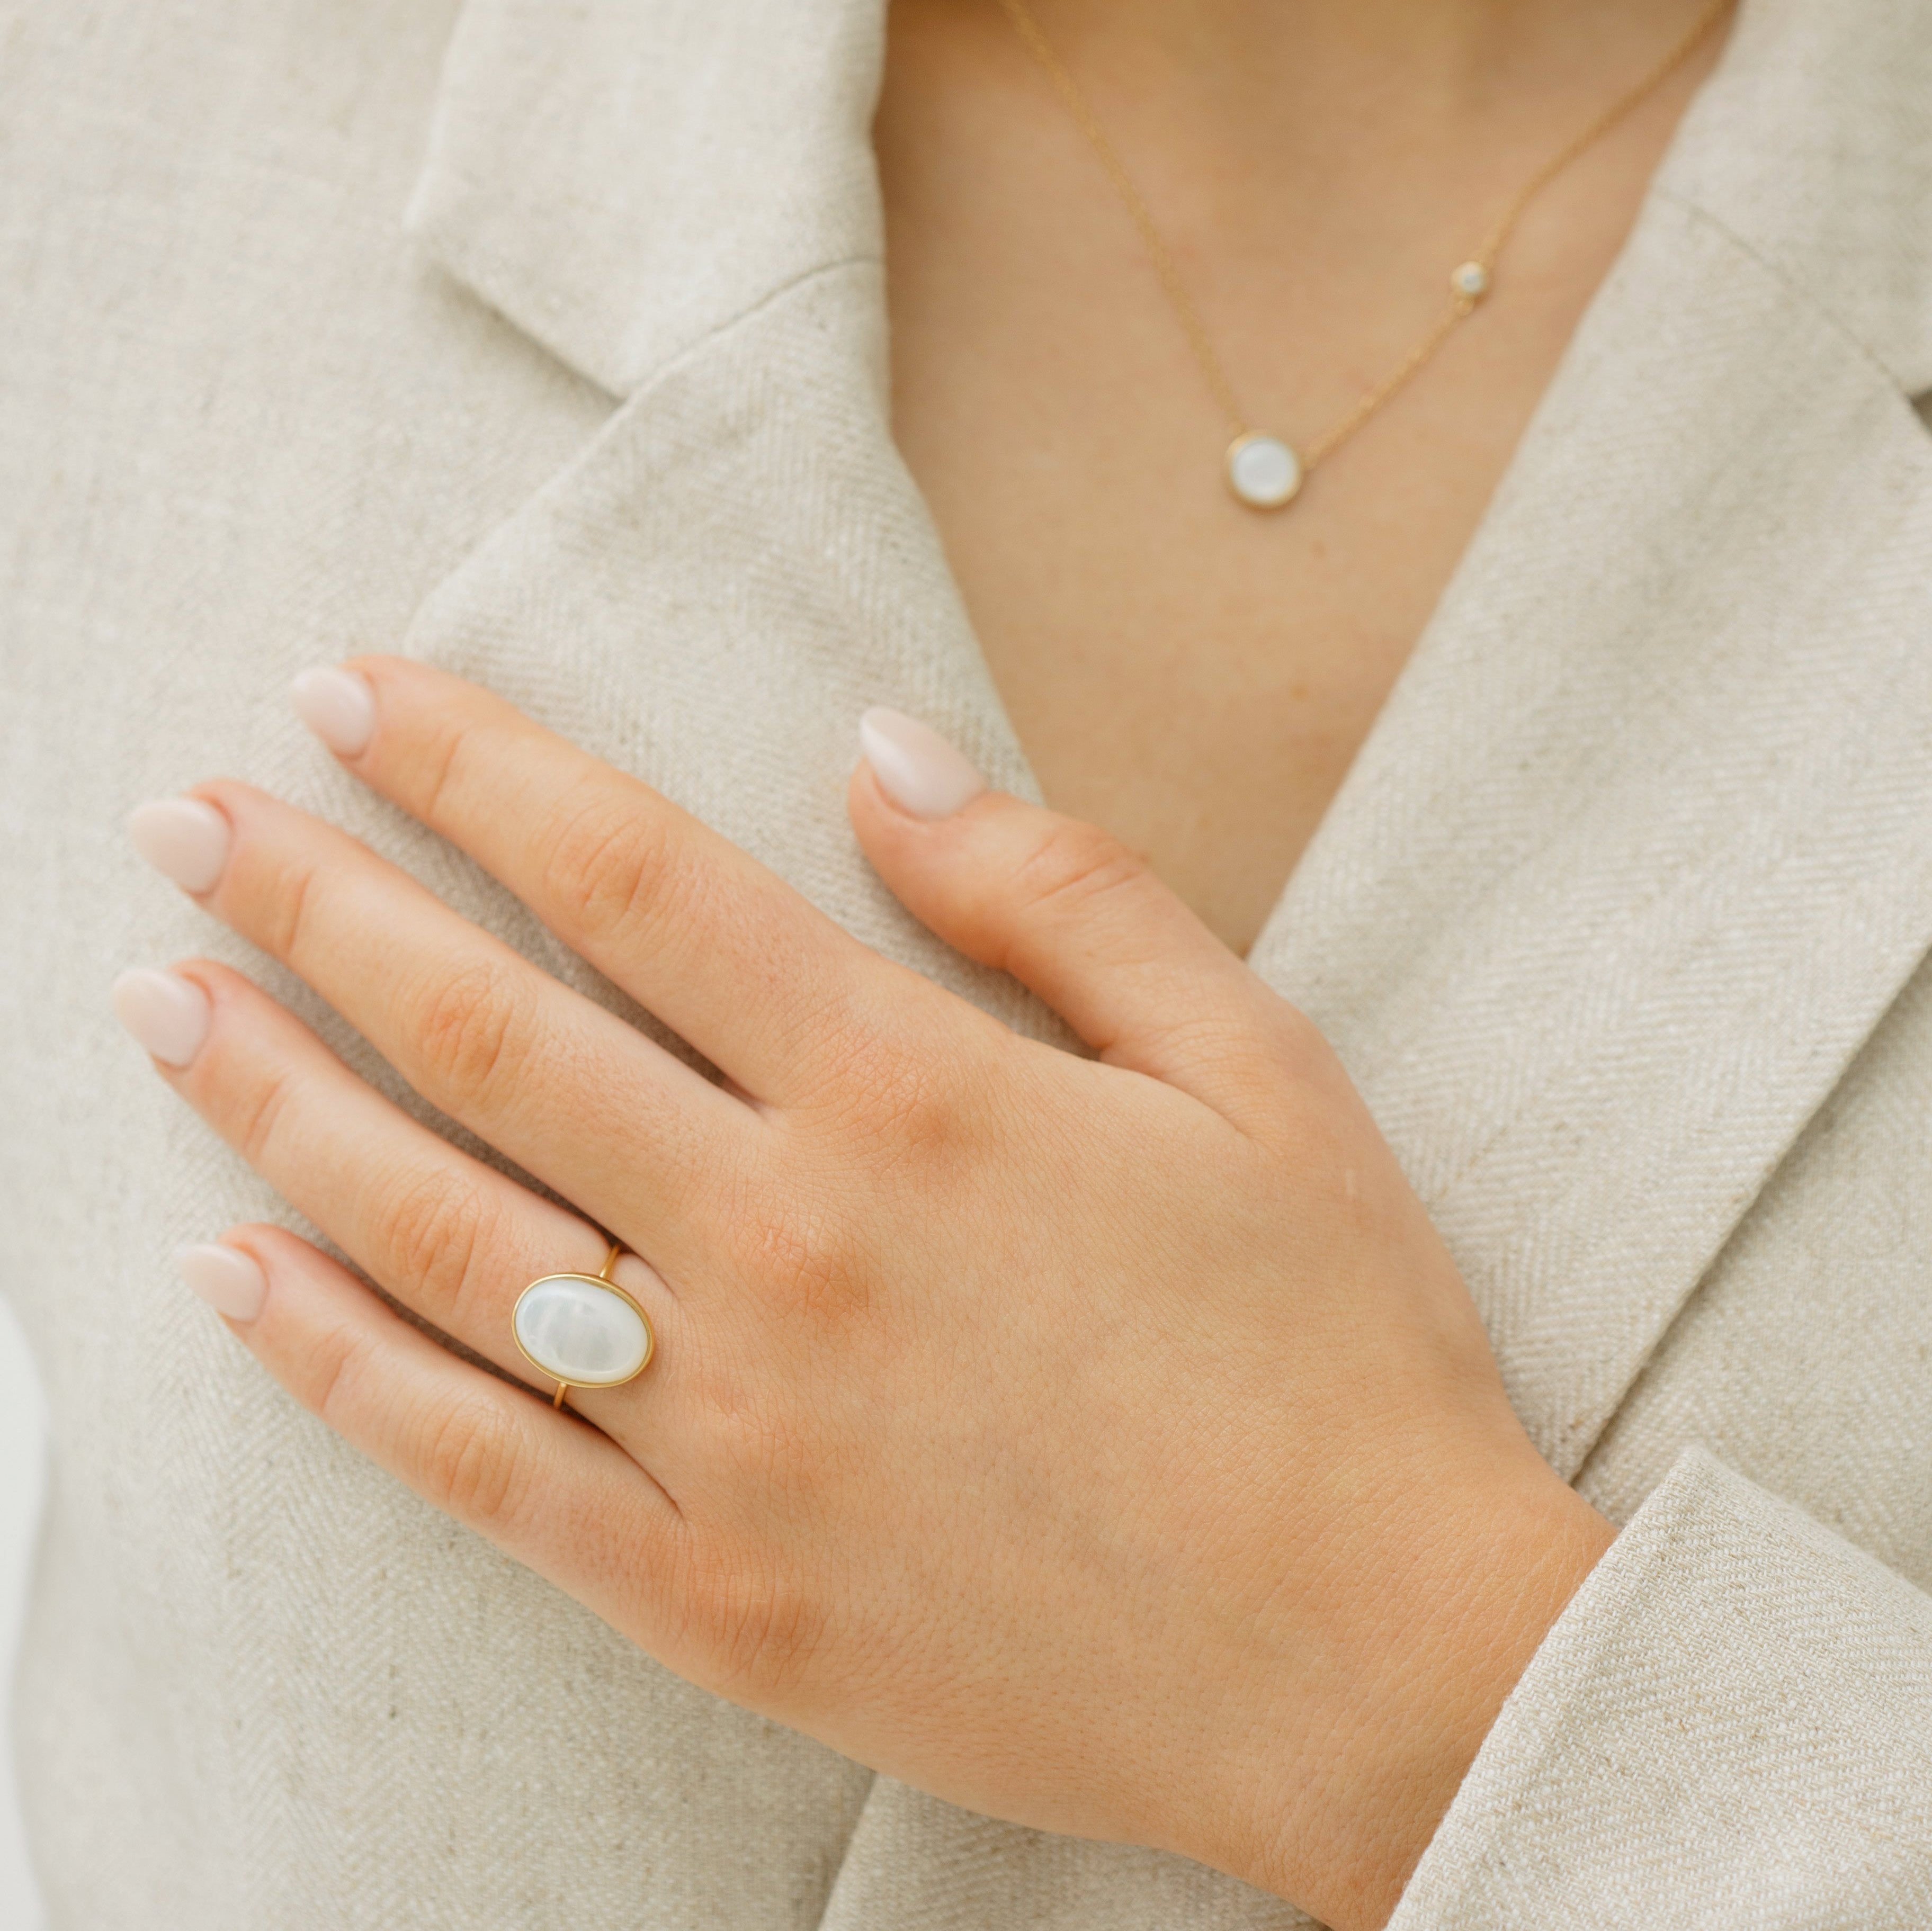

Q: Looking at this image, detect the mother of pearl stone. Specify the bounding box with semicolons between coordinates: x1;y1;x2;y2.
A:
513;1273;653;1387
1226;433;1303;509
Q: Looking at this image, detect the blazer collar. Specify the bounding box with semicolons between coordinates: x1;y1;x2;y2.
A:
406;0;888;398
408;0;1932;1482
1653;0;1932;392
407;0;1932;400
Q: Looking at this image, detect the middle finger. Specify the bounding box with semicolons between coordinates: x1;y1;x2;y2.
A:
307;658;886;1104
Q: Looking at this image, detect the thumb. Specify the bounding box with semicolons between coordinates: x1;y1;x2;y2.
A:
849;708;1308;1125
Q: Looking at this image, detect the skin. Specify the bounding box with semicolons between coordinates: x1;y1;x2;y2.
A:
880;0;1730;952
138;659;1611;1930
128;4;1734;1920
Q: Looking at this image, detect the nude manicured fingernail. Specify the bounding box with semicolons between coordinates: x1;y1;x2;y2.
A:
128;797;230;893
859;707;986;819
291;666;374;756
176;1244;267;1322
110;967;211;1067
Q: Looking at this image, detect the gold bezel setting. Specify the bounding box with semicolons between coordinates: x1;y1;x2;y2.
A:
512;1242;656;1408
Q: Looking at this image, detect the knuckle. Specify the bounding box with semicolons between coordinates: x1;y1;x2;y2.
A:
830;1025;934;1132
812;1014;972;1155
1009;818;1148;924
414;1393;530;1528
406;707;473;829
732;1183;858;1320
303;1321;371;1431
229;1057;302;1171
676;1539;822;1699
370;1162;498;1330
406;957;534;1111
258;850;324;964
302;1313;531;1533
536;783;686;948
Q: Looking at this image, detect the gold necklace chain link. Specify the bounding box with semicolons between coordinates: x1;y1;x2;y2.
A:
994;0;1732;487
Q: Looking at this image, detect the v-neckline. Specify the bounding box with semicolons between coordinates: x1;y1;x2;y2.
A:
870;0;1743;973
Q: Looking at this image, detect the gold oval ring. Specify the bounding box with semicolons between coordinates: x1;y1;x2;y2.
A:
511;1238;656;1411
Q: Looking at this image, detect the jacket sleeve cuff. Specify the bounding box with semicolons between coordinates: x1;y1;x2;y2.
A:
1387;1445;1932;1929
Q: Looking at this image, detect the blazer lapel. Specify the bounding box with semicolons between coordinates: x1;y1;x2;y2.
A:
406;0;890;399
383;3;1932;1925
1249;0;1932;1480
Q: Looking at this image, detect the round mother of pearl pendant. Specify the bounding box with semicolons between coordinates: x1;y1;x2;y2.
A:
513;1271;655;1391
1226;433;1303;510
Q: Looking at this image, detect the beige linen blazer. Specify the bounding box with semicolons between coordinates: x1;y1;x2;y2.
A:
3;0;1931;1923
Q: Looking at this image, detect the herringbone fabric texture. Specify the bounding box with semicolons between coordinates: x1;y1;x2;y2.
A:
2;0;1930;1925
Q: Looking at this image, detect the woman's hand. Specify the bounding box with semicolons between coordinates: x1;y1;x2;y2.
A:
115;660;1613;1931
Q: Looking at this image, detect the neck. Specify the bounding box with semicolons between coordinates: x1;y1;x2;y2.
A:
1015;0;1725;131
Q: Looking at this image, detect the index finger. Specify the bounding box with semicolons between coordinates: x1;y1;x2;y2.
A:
298;658;880;1102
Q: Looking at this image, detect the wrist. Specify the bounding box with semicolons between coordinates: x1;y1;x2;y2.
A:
1232;1462;1616;1931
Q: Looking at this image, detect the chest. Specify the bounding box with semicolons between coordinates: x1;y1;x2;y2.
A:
875;3;1712;953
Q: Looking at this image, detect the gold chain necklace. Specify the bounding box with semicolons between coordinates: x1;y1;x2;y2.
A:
994;0;1731;509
